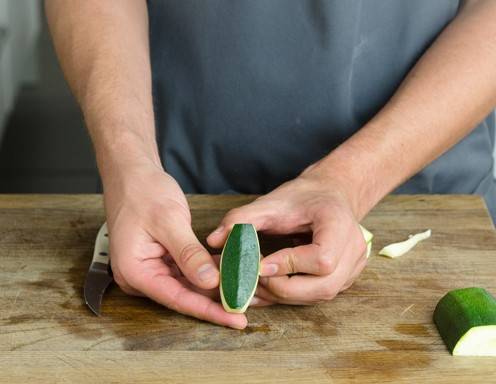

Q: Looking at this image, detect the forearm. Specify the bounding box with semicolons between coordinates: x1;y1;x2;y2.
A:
45;0;161;184
317;0;496;219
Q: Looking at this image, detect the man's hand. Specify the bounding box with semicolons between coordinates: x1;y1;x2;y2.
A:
207;165;368;305
104;162;247;329
46;1;248;328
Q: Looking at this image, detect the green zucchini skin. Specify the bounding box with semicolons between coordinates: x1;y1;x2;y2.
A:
433;287;496;354
220;224;260;313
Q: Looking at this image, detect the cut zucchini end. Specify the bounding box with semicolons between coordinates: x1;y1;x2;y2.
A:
359;225;373;258
365;241;372;259
359;225;373;244
452;325;496;356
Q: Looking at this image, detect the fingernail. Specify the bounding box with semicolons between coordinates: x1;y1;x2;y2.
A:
231;319;248;330
197;264;217;281
260;263;278;276
213;226;224;234
250;297;260;306
208;226;224;238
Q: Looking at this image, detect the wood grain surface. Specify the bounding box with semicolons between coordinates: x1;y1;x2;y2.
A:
0;194;495;383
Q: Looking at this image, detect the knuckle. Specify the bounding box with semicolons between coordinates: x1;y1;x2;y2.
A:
357;238;367;256
277;287;291;300
168;287;186;313
178;243;205;266
120;285;138;296
320;285;338;301
317;252;336;275
341;281;353;292
112;271;137;295
111;258;141;288
270;281;291;300
200;300;216;321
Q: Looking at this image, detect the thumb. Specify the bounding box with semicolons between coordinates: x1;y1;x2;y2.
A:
162;224;219;290
206;202;271;248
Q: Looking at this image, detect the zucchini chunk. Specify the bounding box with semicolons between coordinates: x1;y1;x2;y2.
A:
434;287;496;356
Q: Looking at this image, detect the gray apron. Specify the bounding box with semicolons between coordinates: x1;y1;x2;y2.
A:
147;0;496;221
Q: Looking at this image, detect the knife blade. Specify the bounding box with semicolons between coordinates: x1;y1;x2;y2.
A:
84;222;113;316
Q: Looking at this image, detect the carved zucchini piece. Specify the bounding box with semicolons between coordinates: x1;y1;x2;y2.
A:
220;224;261;313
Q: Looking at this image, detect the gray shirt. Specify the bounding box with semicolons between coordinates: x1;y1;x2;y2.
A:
147;0;495;221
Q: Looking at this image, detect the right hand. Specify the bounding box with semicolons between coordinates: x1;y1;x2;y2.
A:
102;161;247;329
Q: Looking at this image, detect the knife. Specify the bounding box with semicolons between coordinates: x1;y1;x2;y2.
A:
83;222;113;316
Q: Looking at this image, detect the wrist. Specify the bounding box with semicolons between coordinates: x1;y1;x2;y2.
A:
302;144;385;220
90;122;163;187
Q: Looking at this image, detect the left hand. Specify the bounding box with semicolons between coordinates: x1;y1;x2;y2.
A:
207;166;368;305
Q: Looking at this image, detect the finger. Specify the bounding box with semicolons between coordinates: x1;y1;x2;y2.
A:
291;233;312;246
130;259;247;329
341;257;368;292
260;214;341;277
260;244;333;277
109;226;164;297
180;276;272;306
207;201;274;248
255;284;281;303
113;270;144;296
176;276;220;301
163;254;221;278
158;224;219;290
259;255;354;304
259;275;330;304
249;296;274;307
262;212;367;277
212;254;221;267
340;242;370;292
118;282;146;297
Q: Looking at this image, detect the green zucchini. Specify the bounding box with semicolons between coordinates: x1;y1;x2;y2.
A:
220;224;261;313
433;287;496;356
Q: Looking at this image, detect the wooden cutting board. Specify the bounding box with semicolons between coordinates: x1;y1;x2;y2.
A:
0;194;495;383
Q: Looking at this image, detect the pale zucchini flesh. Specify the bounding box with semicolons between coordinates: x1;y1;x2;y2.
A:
453;325;496;356
359;225;373;243
365;241;372;259
379;229;431;258
359;225;373;258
